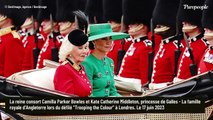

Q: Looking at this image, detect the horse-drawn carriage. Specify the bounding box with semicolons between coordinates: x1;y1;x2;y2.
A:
0;60;212;120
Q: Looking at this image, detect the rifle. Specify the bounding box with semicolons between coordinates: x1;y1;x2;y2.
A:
183;33;198;76
116;16;126;75
174;19;182;77
32;16;40;69
147;18;155;84
50;14;59;62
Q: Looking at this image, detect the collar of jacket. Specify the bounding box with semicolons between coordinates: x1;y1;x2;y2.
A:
66;58;82;71
162;35;176;44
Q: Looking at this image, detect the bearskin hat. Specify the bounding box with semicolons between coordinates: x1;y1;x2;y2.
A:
153;0;180;28
27;0;39;18
85;0;105;23
78;0;87;12
103;0;122;23
123;0;156;26
55;0;78;23
202;0;213;29
37;0;57;23
178;0;205;27
0;0;30;29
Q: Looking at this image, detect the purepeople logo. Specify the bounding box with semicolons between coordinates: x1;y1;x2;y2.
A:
183;4;208;10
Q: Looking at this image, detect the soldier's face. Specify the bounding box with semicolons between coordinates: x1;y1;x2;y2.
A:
0;14;7;28
204;28;213;42
128;24;144;37
182;22;198;33
70;42;89;64
93;37;113;53
59;21;76;35
21;17;38;30
109;21;121;32
41;20;51;33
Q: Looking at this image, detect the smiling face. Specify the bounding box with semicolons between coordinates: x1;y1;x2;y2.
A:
93;37;113;53
70;42;89;64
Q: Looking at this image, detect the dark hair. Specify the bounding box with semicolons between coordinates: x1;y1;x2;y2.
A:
89;41;95;50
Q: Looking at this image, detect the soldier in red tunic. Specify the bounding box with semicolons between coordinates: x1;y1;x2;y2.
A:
37;0;88;68
21;0;45;70
103;0;132;75
36;0;62;69
149;0;185;90
198;0;213;74
54;29;92;97
174;0;209;82
0;0;28;77
115;0;156;92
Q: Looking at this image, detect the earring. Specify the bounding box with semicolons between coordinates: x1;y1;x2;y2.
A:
92;42;95;48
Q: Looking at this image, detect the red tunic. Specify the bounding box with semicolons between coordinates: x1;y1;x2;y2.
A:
147;32;162;53
118;36;152;86
18;29;27;42
0;28;24;77
150;37;185;89
54;63;92;97
198;47;213;74
177;37;208;79
107;39;132;75
36;35;64;69
22;33;45;70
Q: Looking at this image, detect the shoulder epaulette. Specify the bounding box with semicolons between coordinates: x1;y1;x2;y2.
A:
36;33;45;40
173;40;184;48
201;38;209;47
56;35;64;42
0;26;13;36
143;40;152;47
11;31;20;39
18;30;26;37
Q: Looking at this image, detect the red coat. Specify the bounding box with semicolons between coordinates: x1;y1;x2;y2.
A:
107;39;132;75
177;38;208;79
118;36;152;86
198;47;213;74
36;35;64;69
147;32;162;53
22;33;45;70
54;63;92;97
18;29;27;42
151;37;185;85
0;27;24;77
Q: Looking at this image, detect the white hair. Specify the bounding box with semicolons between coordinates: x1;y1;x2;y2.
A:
58;35;74;62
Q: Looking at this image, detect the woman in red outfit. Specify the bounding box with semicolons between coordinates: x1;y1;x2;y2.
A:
54;29;92;97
